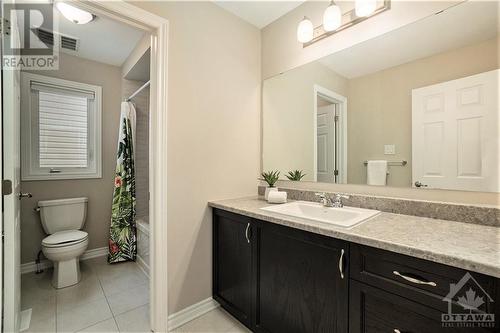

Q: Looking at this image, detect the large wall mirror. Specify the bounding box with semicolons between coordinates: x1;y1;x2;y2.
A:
263;1;499;193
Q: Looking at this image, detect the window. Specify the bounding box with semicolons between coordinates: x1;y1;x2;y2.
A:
21;73;102;180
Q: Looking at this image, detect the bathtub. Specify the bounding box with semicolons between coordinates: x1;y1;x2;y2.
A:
136;216;150;276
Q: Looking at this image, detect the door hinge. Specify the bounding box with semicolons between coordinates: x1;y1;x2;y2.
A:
2;180;13;196
334;115;339;123
0;18;11;36
334;170;339;176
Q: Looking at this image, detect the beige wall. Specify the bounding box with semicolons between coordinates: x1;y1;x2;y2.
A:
262;1;459;79
131;1;261;314
21;53;122;264
263;61;347;180
347;37;499;186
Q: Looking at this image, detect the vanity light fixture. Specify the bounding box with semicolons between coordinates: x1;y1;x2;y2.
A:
297;0;391;47
56;2;95;25
323;1;342;32
297;16;314;43
355;0;377;17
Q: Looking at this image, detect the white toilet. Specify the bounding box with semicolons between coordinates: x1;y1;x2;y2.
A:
38;197;89;289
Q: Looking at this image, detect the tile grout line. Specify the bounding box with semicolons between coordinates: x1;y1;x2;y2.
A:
95;264;122;332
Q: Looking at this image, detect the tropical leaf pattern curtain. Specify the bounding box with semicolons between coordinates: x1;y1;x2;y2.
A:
108;102;137;263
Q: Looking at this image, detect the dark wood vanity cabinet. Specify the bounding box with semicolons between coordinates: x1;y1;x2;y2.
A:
213;208;499;333
213;209;348;332
349;244;499;333
213;209;253;327
254;220;349;333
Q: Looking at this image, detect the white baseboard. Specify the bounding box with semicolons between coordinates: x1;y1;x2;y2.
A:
21;246;108;275
168;297;220;330
136;254;150;277
81;246;108;260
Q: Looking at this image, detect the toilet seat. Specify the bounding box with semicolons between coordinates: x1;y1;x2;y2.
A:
42;230;88;248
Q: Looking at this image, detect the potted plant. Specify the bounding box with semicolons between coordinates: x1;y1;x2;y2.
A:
286;170;306;181
261;170;280;200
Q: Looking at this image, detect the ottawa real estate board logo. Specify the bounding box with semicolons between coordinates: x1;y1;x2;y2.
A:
442;272;495;328
2;1;59;70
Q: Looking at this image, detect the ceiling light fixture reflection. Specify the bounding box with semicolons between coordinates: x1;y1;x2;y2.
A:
56;2;95;25
297;16;313;43
323;1;342;32
355;0;377;17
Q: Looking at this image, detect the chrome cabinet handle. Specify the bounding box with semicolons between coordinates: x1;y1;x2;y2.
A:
50;168;61;173
393;271;437;287
339;249;345;279
245;223;250;243
18;192;33;199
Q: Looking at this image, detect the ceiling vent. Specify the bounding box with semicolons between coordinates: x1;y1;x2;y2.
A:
61;35;78;51
35;28;54;47
34;28;79;52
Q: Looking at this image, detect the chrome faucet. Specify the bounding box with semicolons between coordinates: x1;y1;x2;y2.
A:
315;192;350;208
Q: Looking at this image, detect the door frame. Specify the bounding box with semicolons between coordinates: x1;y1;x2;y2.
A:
313;84;347;183
72;2;169;332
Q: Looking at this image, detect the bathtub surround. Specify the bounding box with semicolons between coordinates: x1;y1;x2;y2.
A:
20;53;123;264
137;217;150;275
258;185;500;227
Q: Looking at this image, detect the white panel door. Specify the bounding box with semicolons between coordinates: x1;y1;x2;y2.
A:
2;9;22;332
412;69;499;192
317;105;336;183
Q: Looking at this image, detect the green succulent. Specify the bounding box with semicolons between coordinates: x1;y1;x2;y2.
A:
261;170;280;187
286;170;306;181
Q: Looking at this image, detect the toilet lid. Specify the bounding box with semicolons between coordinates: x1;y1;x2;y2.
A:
42;230;88;247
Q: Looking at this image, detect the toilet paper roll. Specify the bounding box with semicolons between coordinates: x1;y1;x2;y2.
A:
267;191;287;204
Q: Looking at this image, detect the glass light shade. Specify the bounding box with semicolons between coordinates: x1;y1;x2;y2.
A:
56;2;94;24
297;17;314;43
323;3;342;32
355;0;377;17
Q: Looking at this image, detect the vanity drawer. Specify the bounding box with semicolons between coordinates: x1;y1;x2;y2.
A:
350;244;497;313
349;280;495;333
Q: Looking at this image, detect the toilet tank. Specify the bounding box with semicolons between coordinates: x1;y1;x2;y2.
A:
38;197;88;234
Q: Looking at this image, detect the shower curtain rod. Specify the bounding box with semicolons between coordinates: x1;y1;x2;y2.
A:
126;80;150;102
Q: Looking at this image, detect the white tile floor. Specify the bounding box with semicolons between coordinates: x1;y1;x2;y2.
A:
22;256;250;333
21;256;150;333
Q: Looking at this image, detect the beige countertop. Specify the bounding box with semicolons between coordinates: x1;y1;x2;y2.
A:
209;196;500;279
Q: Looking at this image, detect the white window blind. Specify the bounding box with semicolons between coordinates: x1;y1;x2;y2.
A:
38;91;89;168
21;72;102;181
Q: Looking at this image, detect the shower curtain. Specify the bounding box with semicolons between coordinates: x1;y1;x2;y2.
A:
108;102;137;263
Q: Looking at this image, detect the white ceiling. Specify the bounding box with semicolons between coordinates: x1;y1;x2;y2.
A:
319;1;499;79
214;1;306;29
38;4;146;67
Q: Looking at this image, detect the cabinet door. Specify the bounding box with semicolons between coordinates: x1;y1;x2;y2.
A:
213;209;253;327
255;221;348;333
349;280;495;333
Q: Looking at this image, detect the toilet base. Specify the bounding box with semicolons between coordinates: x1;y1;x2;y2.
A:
52;258;81;289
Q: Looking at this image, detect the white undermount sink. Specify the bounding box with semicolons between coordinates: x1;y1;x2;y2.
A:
260;201;380;228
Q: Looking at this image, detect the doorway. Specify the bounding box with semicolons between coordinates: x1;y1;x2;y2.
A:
1;1;168;332
313;85;347;184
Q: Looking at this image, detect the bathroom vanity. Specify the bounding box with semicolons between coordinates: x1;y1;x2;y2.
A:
210;198;500;333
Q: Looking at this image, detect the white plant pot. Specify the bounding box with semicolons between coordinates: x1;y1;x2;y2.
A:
264;187;278;200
